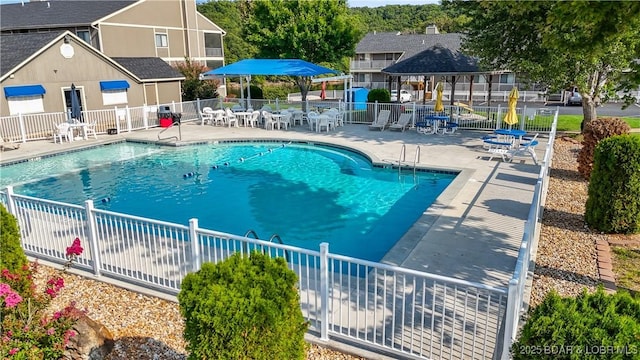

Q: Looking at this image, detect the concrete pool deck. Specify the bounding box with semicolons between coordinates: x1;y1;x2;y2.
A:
0;122;545;289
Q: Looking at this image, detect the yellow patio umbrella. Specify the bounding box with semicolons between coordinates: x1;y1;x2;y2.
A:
434;81;444;112
504;87;519;126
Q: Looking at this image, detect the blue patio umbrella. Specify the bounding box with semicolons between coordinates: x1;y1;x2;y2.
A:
70;83;83;122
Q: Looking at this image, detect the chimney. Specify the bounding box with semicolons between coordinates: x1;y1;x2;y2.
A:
425;25;439;34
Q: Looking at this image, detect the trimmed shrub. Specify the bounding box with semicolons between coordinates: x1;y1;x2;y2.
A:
243;84;264;99
0;204;27;273
178;252;308;360
367;88;390;103
512;288;640;359
577;117;630;179
585;135;640;234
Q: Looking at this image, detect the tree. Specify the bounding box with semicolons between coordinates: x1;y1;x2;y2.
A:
173;57;219;101
244;0;362;103
453;1;640;126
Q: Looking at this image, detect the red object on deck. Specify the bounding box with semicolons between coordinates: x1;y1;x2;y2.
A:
159;117;172;127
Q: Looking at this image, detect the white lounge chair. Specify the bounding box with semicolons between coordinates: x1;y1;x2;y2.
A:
369;110;391;131
1;137;20;151
389;113;413;132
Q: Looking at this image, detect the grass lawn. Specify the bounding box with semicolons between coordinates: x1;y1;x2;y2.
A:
611;245;640;295
557;115;640;132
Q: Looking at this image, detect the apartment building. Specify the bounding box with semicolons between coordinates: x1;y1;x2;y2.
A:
0;0;225;116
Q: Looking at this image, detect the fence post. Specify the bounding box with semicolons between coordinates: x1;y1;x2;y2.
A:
275;98;279;111
520;105;527;131
125;106;132;132
18;113;27;143
502;278;519;359
84;200;102;276
143;104;149;130
114;107;121;134
196;98;204;126
319;242;330;341
5;186;16;216
189;218;201;272
171;101;176;112
496;104;502;130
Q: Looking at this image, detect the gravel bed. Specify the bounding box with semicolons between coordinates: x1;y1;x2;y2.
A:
31;136;603;358
530;136;600;306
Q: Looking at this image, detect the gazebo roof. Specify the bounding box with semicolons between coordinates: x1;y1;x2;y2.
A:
382;44;500;76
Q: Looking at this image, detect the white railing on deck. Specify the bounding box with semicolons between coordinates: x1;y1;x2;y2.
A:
501;110;557;358
2;185;509;359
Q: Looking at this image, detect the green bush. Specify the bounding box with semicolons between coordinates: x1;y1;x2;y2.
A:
512;288;640;359
178;252;308;360
367;88;390;103
262;83;297;100
585;135;640;234
243;84;264;99
0;204;27;273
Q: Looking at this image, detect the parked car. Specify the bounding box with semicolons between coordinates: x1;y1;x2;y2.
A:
565;87;582;106
391;89;412;103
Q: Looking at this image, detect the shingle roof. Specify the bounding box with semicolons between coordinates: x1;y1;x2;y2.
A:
0;32;62;76
0;0;135;30
382;44;481;76
355;32;464;61
111;57;184;80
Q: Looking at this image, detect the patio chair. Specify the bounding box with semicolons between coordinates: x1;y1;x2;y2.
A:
224;108;239;127
85;121;98;139
53;122;73;143
263;111;277;130
389;113;413;132
1;137;20;151
247;111;261;128
507;133;539;165
484;135;515;162
368;110;391;131
201;107;214;125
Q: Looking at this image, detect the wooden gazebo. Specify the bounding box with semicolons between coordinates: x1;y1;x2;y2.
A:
382;44;505;105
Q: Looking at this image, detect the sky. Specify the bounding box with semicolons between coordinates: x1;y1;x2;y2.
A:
349;0;439;7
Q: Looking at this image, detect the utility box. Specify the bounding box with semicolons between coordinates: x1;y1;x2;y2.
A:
347;88;369;110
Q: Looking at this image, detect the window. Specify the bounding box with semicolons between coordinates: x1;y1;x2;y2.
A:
155;33;168;48
76;30;90;44
499;74;515;84
100;80;129;105
3;84;46;115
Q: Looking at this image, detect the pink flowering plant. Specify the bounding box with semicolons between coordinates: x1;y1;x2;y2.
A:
1;238;85;359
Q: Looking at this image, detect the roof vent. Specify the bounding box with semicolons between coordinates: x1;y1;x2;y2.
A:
425;25;439;34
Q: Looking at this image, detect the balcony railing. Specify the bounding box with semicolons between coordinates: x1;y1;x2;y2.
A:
205;47;223;57
350;59;397;70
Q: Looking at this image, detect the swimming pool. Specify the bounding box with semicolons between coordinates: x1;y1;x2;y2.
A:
1;141;456;261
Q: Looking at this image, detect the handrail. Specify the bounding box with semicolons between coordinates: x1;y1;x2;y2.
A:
157;121;182;142
244;229;259;239
398;144;406;177
269;234;290;262
413;145;421;177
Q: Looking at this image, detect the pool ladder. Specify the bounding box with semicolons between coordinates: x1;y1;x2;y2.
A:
243;230;290;262
398;144;421;177
157;120;182;142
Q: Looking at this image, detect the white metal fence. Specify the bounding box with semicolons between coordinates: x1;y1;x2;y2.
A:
0;97;558;145
3;185;513;359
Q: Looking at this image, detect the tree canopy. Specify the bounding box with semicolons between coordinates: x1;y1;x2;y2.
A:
242;0;362;102
452;0;640;123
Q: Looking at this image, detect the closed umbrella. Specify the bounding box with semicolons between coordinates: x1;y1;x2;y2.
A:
434;82;444;113
504;87;519;127
70;83;83;122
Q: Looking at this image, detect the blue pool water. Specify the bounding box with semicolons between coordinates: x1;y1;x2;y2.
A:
1;142;456;261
